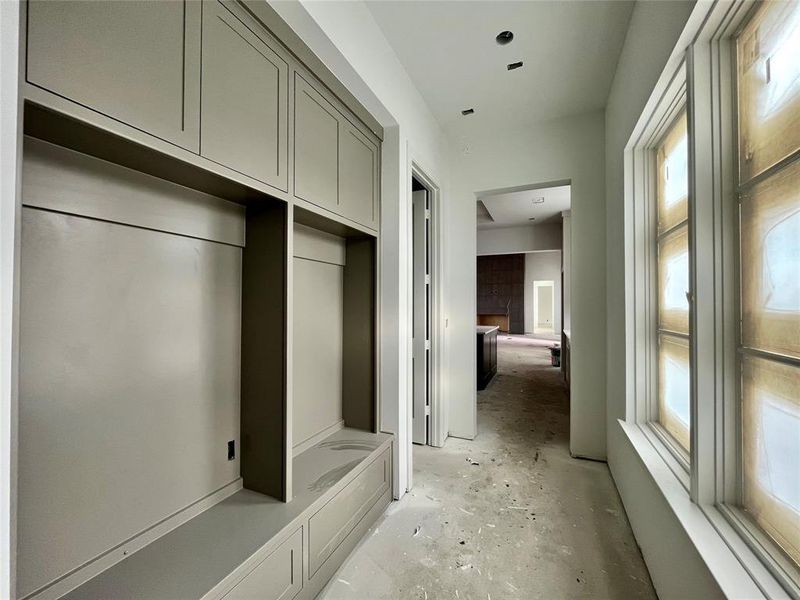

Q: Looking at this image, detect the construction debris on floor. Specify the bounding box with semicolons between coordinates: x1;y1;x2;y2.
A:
320;335;655;600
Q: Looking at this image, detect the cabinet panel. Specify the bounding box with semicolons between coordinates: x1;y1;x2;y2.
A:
294;74;339;212
307;448;390;577
339;123;378;228
201;1;288;190
223;528;302;600
26;0;200;152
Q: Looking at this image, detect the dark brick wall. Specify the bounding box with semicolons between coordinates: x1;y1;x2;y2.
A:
476;254;525;334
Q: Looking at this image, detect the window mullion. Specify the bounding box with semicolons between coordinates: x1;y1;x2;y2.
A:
713;29;740;510
637;150;658;423
687;43;716;505
644;148;659;425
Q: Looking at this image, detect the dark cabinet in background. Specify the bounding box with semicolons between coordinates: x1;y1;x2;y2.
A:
477;325;498;390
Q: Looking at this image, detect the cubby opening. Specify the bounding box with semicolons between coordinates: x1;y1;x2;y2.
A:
16;129;286;598
290;212;377;461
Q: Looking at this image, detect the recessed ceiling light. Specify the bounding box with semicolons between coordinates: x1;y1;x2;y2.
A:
496;31;514;45
461;108;475;116
507;61;524;71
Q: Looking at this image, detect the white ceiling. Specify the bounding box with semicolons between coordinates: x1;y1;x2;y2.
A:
478;185;570;229
365;0;634;137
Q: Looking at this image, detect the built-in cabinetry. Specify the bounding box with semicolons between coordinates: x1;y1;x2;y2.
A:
26;0;202;151
16;1;387;599
24;0;379;234
294;74;380;230
339;121;379;227
201;0;289;190
294;73;340;212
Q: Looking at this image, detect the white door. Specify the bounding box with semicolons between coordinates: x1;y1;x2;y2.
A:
533;280;555;334
412;190;429;445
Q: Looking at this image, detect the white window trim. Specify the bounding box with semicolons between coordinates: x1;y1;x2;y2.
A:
619;420;772;599
628;59;691;490
704;1;800;592
625;0;799;597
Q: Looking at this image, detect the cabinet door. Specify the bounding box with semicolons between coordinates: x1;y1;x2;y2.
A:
294;73;339;212
26;0;200;152
201;1;288;191
223;528;302;600
339;122;379;229
308;448;390;577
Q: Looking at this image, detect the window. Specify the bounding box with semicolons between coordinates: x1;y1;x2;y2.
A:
626;0;800;594
656;110;691;454
736;0;800;570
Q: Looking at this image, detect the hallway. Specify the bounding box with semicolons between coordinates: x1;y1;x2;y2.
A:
321;336;655;599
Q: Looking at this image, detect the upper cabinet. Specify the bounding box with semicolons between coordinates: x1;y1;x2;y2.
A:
201;1;288;192
26;0;201;152
339;121;379;229
294;73;380;231
25;0;379;233
294;73;340;212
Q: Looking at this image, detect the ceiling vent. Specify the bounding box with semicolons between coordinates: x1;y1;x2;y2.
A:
496;31;514;45
461;108;475;116
507;61;524;71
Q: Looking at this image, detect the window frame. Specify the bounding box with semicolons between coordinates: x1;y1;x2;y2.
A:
721;0;800;591
627;1;800;596
629;63;692;488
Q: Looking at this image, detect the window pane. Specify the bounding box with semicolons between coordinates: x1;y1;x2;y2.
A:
657;111;689;233
740;157;800;359
737;0;800;183
658;333;690;452
658;224;690;334
742;355;800;565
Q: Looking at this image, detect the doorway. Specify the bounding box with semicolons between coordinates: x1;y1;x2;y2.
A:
407;163;444;492
412;177;431;445
533;280;555;335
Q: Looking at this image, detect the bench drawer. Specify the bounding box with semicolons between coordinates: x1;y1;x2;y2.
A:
308;448;390;577
223;528;302;600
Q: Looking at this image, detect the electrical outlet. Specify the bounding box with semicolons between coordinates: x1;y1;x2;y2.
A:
227;440;235;461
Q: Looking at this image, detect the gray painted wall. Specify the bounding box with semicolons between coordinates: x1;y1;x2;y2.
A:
292;225;346;453
18;140;243;596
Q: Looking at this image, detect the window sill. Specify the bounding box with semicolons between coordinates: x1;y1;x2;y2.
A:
641;420;690;492
618;420;789;600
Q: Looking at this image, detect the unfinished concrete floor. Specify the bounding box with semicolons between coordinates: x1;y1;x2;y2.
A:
320;335;655;599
